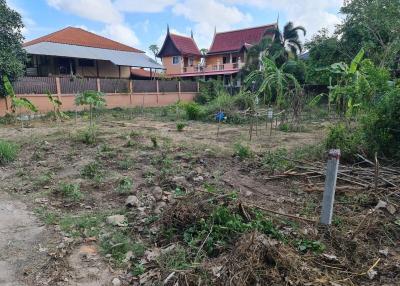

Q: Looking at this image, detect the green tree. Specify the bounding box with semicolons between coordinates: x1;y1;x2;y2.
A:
337;0;400;68
0;0;26;96
149;44;159;61
304;29;344;85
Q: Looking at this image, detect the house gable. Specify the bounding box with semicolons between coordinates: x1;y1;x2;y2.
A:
157;34;182;57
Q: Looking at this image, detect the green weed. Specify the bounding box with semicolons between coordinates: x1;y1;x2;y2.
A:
81;162;103;181
34;207;58;225
118;158;135;170
234;143;252;160
59;183;83;201
262;148;294;173
296;239;326;254
77;127;98;145
151;136;158;148
116;177;133;194
157;245;191;270
176;122;186;132
100;231;146;266
60;212;106;238
132;263;145;276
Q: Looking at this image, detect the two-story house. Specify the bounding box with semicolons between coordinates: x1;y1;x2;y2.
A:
158;23;277;86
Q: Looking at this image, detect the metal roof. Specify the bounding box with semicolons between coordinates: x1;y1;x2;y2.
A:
24;42;164;70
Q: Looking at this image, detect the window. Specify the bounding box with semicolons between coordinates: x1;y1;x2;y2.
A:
189;57;194;66
78;59;95;67
223;56;228;64
172;56;180;64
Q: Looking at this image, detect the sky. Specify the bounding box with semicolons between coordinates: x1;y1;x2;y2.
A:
8;0;344;57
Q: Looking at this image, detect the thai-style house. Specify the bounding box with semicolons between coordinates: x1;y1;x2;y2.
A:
158;24;277;86
157;27;202;77
23;27;163;78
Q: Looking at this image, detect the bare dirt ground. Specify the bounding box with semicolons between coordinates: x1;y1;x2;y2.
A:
0;114;398;286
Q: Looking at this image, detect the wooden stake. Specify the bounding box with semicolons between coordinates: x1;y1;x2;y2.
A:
320;149;341;225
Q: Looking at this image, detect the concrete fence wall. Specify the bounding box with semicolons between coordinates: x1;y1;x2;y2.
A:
0;76;199;117
0;92;197;117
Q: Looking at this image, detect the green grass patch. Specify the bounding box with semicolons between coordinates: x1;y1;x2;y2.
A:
0;139;19;165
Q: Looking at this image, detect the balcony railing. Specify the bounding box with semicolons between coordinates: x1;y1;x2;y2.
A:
182;62;245;74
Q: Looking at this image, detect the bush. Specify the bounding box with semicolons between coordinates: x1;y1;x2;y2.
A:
0;140;18;165
325;123;363;161
183;102;202;120
362;88;400;159
232;90;255;110
234;143;252;160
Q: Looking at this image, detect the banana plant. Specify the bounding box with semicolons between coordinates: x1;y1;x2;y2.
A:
2;75;38;127
47;91;68;121
245;54;301;121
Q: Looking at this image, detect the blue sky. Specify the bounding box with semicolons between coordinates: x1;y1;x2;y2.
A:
8;0;343;56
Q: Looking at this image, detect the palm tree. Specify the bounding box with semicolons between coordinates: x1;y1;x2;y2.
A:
200;48;208;55
149;44;159;61
274;22;306;58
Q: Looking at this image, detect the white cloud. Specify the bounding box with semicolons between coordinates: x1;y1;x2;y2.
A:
46;0;141;47
223;0;343;38
114;0;177;13
46;0;122;24
101;23;140;47
173;0;252;48
7;0;36;38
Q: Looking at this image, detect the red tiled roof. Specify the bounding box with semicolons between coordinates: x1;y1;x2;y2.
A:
131;68;162;78
24;27;144;53
208;24;276;54
170;34;201;56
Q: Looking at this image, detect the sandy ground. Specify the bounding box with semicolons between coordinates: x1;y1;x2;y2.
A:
0;115;328;285
0;192;44;286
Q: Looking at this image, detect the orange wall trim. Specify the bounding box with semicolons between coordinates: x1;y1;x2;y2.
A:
0;92;197;117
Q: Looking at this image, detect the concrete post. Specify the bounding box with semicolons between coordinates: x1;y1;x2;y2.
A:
55;77;61;95
178;81;181;101
55;77;62;104
156;80;159;105
197;82;200;93
320;149;341;225
96;78;101;92
129;80;133;106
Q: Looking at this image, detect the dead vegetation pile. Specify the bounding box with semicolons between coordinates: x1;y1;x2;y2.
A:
150;186;400;286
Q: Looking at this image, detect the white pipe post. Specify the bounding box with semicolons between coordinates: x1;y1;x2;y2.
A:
320;149;341;225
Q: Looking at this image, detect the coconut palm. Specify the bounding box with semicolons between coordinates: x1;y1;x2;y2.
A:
274;22;306;57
